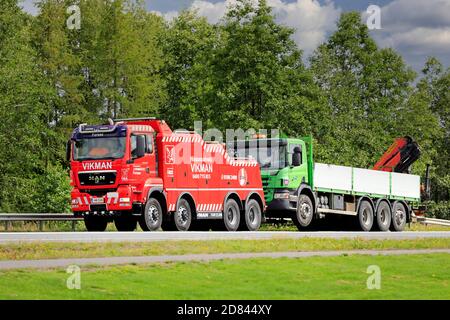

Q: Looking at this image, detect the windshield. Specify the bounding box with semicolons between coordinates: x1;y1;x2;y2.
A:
232;145;288;170
73;137;126;161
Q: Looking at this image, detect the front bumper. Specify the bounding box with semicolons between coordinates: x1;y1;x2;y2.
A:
71;185;133;213
266;189;297;212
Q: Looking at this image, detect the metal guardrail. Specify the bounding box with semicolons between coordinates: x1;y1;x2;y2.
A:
0;214;82;231
415;216;450;227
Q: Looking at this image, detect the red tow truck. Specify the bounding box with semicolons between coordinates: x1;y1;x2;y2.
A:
67;118;265;232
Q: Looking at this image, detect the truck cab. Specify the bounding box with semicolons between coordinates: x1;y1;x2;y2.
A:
229;136;314;218
68;120;162;231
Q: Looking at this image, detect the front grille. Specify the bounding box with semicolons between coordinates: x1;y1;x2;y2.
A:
261;176;273;201
78;171;116;186
83;189;116;197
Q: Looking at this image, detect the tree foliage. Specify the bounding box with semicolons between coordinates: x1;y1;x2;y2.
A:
0;0;448;212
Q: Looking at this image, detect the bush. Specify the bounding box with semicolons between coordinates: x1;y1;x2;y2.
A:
427;201;450;220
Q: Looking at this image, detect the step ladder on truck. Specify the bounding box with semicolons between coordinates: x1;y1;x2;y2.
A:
67;118;265;232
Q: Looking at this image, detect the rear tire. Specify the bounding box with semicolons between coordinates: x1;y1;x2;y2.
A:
139;198;163;231
114;215;137;232
240;199;262;231
358;200;374;232
223;198;240;231
375;201;391;231
84;216;108;232
174;199;192;231
293;194;314;230
391;202;407;232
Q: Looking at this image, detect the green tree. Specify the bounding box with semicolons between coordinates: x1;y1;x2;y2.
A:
207;0;328;140
160;10;219;129
84;0;166;119
0;0;56;212
310;12;421;167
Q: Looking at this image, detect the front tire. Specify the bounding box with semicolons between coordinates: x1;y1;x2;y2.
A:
375;201;391;231
358;200;374;232
139;198;163;231
391;202;407;232
293;194;314;230
240;199;262;231
84;216;108;232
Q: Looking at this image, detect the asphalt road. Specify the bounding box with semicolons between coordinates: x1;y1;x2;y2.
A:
0;231;449;243
1;249;449;270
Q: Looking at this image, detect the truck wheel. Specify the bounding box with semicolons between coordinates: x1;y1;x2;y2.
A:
223;198;241;231
375;201;391;231
240;199;262;231
114;215;137;232
84;216;107;232
293;194;314;230
358;200;374;232
174;199;192;231
391;202;407;232
139;198;163;231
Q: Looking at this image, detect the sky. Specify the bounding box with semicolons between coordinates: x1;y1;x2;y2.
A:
19;0;450;73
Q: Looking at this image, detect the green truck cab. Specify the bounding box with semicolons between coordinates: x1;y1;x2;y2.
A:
229;136;315;222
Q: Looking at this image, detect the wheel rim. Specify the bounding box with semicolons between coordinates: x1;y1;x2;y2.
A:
226;206;238;226
247;206;258;227
176;205;189;227
362;207;373;227
147;204;159;225
379;207;389;226
299;202;312;221
394;206;405;226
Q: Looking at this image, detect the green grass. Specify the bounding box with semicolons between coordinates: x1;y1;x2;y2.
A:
0;254;448;299
1;220;449;232
1;237;449;261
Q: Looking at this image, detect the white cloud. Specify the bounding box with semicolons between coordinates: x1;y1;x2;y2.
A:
163;0;341;56
372;0;450;70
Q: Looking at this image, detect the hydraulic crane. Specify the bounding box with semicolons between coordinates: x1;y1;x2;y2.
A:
373;136;421;174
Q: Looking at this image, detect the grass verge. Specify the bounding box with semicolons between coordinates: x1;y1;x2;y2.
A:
0;254;448;299
1;237;449;261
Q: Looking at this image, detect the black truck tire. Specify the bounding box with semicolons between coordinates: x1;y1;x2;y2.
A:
174;198;192;231
223;198;241;231
391;202;407;232
240;199;262;231
84;216;108;232
114;215;137;232
358;200;374;232
293;194;314;230
375;201;391;231
139;198;163;231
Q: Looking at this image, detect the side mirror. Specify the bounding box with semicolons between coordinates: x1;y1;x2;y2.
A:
66;140;72;162
292;147;301;167
135;135;146;159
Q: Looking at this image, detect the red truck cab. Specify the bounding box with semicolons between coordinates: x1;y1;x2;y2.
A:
68;118;265;232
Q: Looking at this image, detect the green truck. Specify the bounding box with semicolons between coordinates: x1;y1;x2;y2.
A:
229;136;421;232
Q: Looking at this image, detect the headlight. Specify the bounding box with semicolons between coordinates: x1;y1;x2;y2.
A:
119;197;130;203
274;192;289;199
